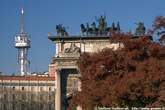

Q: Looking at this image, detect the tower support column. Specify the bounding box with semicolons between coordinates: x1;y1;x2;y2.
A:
55;69;61;110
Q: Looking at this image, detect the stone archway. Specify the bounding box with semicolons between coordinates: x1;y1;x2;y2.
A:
55;56;80;110
60;69;79;110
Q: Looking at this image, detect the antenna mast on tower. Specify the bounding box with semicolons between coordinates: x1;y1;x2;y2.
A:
15;8;30;76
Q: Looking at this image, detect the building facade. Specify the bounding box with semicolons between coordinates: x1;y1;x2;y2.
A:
48;35;122;110
0;76;55;110
48;34;151;110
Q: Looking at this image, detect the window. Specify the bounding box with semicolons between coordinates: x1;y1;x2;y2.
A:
21;104;25;110
49;87;51;91
3;86;7;90
0;85;3;90
40;95;44;101
12;87;15;90
31;94;35;101
40;87;43;91
49;104;52;110
22;87;24;91
12;104;16;110
12;94;15;100
48;95;51;101
3;104;7;110
22;94;26;100
31;87;34;91
4;94;7;100
39;103;43;110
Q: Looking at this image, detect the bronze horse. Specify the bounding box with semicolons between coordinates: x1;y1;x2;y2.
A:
80;23;99;36
56;24;68;36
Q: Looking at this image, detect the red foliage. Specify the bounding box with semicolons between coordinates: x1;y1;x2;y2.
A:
69;33;165;109
149;16;165;36
152;16;165;31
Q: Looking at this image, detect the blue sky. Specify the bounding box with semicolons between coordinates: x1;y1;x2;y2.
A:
0;0;165;74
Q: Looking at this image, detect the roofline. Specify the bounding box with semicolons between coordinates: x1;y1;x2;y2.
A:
48;35;111;42
0;75;55;81
48;35;153;42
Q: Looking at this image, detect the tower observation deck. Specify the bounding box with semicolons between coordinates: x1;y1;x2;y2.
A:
15;8;30;76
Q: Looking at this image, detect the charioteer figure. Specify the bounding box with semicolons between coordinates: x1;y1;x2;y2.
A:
96;15;107;34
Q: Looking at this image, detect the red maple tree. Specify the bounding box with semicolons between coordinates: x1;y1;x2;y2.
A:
68;17;165;109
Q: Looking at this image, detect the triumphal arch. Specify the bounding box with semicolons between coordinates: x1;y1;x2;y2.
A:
48;16;122;110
